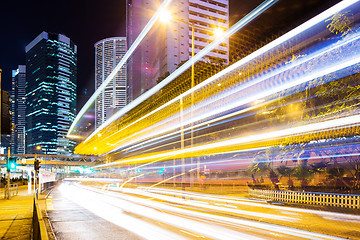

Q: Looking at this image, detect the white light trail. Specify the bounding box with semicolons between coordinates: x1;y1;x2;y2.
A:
139;188;360;222
76;184;344;240
64;184;262;240
80;0;280;143
108;49;360;154
127;187;298;222
103;0;360;154
101;112;360;167
59;184;185;240
67;0;173;136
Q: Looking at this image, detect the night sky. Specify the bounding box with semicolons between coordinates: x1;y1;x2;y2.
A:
0;0;128;105
0;0;335;110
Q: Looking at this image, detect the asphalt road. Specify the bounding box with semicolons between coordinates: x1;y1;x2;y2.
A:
45;182;360;240
47;186;143;240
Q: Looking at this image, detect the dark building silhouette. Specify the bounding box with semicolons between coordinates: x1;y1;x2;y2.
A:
1;90;11;135
25;32;77;155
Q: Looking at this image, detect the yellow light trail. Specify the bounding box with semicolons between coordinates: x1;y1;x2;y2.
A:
74;0;360;157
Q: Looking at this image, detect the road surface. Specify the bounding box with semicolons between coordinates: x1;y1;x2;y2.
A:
45;182;360;239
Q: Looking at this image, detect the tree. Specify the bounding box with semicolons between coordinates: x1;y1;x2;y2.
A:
293;165;312;190
248;153;269;184
277;165;295;188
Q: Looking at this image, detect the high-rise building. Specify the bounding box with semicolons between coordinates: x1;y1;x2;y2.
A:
25;32;77;155
95;37;127;128
126;0;229;100
1;90;12;153
11;65;26;154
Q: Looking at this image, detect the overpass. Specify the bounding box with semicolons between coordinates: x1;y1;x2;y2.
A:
0;154;98;167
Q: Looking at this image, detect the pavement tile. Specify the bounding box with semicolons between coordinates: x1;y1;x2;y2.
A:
0;186;33;240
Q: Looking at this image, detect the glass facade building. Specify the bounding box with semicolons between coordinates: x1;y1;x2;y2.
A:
11;65;26;154
25;32;77;155
95;37;127;128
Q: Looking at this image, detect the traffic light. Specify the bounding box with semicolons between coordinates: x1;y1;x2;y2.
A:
6;157;17;171
34;159;41;171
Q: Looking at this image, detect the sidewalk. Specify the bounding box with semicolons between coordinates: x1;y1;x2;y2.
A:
0;186;33;240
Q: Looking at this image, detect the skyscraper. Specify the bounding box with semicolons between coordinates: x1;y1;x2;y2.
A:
126;0;229;101
95;37;127;128
11;65;26;154
25;32;77;155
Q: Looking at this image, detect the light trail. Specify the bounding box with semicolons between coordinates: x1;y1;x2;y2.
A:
79;0;280;144
59;184;186;240
137;188;360;222
67;0;173;137
96;112;360;167
65;184;344;240
107;47;360;156
88;0;360;156
149;167;199;188
61;184;264;240
123;186;299;222
120;174;144;188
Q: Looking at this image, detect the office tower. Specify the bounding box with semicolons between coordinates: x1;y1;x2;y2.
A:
1;89;11;154
126;0;229;101
11;65;26;154
95;37;127;128
25;32;77;155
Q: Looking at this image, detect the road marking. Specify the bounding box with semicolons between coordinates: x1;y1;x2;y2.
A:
46;199;54;211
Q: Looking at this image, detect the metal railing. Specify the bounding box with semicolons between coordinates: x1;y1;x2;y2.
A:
40;181;58;193
4;183;18;199
249;188;360;209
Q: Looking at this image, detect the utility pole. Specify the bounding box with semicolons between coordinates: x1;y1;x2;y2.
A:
0;69;2;192
34;153;37;196
6;148;10;199
0;68;2;150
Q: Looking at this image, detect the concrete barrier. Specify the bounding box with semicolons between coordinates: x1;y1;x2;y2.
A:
32;195;49;240
249;188;360;209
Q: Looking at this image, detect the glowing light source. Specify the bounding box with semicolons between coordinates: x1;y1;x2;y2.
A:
159;9;172;23
77;0;279;144
67;0;173;137
67;135;82;139
213;27;224;38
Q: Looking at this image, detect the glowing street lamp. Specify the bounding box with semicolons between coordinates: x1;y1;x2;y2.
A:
36;146;47;171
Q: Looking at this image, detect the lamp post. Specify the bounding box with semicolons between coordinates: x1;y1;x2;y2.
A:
159;10;224;190
0;68;2;154
36;146;46;171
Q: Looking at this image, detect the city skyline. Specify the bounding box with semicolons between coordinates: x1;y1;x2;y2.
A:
0;0;261;108
1;1;360;239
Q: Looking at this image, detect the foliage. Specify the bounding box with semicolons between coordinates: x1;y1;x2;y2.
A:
277;165;294;180
248;153;269;175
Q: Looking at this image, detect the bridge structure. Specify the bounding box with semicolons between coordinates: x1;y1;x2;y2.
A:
0;153;98;169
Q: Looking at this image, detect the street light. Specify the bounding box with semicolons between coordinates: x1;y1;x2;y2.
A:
159;10;225;189
36;146;47;171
